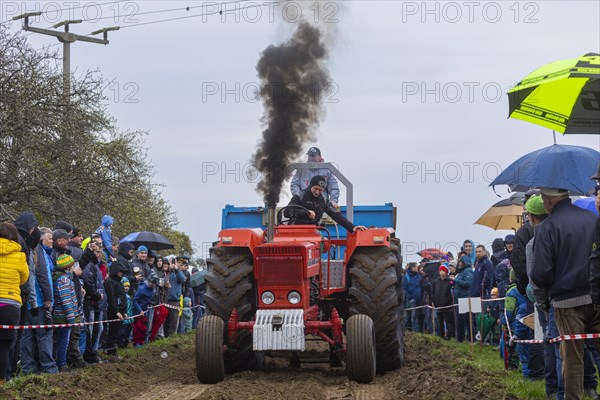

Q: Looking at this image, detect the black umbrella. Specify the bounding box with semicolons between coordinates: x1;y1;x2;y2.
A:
120;231;174;251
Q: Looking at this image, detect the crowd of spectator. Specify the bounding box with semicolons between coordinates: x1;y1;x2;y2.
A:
404;185;600;400
0;215;205;383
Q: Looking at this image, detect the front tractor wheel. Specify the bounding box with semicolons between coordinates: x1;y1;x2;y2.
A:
196;315;225;384
349;244;404;372
204;247;255;373
346;314;376;383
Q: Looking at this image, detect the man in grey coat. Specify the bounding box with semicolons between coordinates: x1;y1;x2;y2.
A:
290;147;340;207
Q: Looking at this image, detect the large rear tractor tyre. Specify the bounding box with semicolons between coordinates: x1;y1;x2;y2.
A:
196;316;225;384
349;244;404;373
346;314;376;383
204;247;255;373
390;238;406;368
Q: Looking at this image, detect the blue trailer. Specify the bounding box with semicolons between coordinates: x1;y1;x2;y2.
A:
220;203;397;259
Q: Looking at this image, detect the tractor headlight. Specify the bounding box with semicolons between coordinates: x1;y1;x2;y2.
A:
287;291;302;305
261;291;275;305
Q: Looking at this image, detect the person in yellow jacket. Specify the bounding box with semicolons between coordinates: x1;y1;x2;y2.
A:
0;222;30;382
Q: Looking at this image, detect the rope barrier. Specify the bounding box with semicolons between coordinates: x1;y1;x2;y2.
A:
406;301;600;345
0;303;205;330
405;297;505;312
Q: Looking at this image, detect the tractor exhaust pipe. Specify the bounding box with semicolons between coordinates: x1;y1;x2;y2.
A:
267;205;276;243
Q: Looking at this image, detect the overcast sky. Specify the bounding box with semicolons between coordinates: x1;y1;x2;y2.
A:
3;1;599;261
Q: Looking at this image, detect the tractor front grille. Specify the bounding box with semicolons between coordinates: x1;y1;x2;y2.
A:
253;309;305;351
256;246;302;256
256;256;303;285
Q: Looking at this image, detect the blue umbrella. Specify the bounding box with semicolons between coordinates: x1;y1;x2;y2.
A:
120;231;174;251
574;197;599;216
489;144;600;196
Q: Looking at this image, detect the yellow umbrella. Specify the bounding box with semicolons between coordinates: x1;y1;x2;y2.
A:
475;200;524;231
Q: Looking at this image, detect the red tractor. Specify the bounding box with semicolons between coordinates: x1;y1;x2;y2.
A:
196;166;404;383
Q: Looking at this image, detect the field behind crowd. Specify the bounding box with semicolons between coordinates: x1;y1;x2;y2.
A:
0;332;545;400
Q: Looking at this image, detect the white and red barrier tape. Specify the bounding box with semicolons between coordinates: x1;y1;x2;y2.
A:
0;303;204;330
502;308;600;344
405;298;506;312
512;333;600;344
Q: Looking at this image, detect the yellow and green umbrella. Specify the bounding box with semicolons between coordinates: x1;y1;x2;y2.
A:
508;53;600;134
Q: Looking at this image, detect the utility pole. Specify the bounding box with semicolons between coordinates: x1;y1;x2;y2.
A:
13;12;119;104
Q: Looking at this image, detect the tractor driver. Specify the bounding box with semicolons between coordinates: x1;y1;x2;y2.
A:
290;147;340;207
284;175;366;233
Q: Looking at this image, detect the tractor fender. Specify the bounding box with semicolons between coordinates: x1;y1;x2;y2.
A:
344;227;395;262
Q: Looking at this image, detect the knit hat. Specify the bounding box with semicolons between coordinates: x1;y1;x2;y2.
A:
56;254;75;271
137;245;148;254
504;234;515;243
307;147;321;156
491;287;499;297
439;264;449;274
54;221;73;233
525;194;547;216
121;277;130;287
309;175;327;189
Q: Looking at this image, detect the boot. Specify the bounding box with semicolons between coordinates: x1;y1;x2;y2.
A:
83;354;101;364
69;357;90;369
104;346;118;356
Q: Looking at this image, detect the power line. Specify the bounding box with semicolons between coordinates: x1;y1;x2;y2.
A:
26;0;284;52
120;1;275;29
3;0;259;26
71;0;253;23
0;0;126;25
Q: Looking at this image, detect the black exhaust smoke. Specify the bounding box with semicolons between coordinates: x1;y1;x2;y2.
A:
251;21;331;207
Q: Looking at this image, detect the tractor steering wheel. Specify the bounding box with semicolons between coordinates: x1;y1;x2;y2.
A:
276;205;312;225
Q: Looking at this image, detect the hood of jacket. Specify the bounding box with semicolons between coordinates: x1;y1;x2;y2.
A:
101;215;114;228
463;239;476;265
13;212;38;237
491;238;505;254
0;238;21;255
109;260;129;278
119;241;135;260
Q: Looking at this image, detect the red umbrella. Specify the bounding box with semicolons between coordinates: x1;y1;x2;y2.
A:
417;248;448;260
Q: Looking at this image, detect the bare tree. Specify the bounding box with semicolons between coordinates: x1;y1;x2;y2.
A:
0;26;177;239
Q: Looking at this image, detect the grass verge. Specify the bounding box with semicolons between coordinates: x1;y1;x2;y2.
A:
418;334;546;400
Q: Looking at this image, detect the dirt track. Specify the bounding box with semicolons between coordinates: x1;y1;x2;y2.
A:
0;333;517;400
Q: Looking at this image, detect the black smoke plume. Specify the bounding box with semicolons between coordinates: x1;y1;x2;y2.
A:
252;21;330;206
